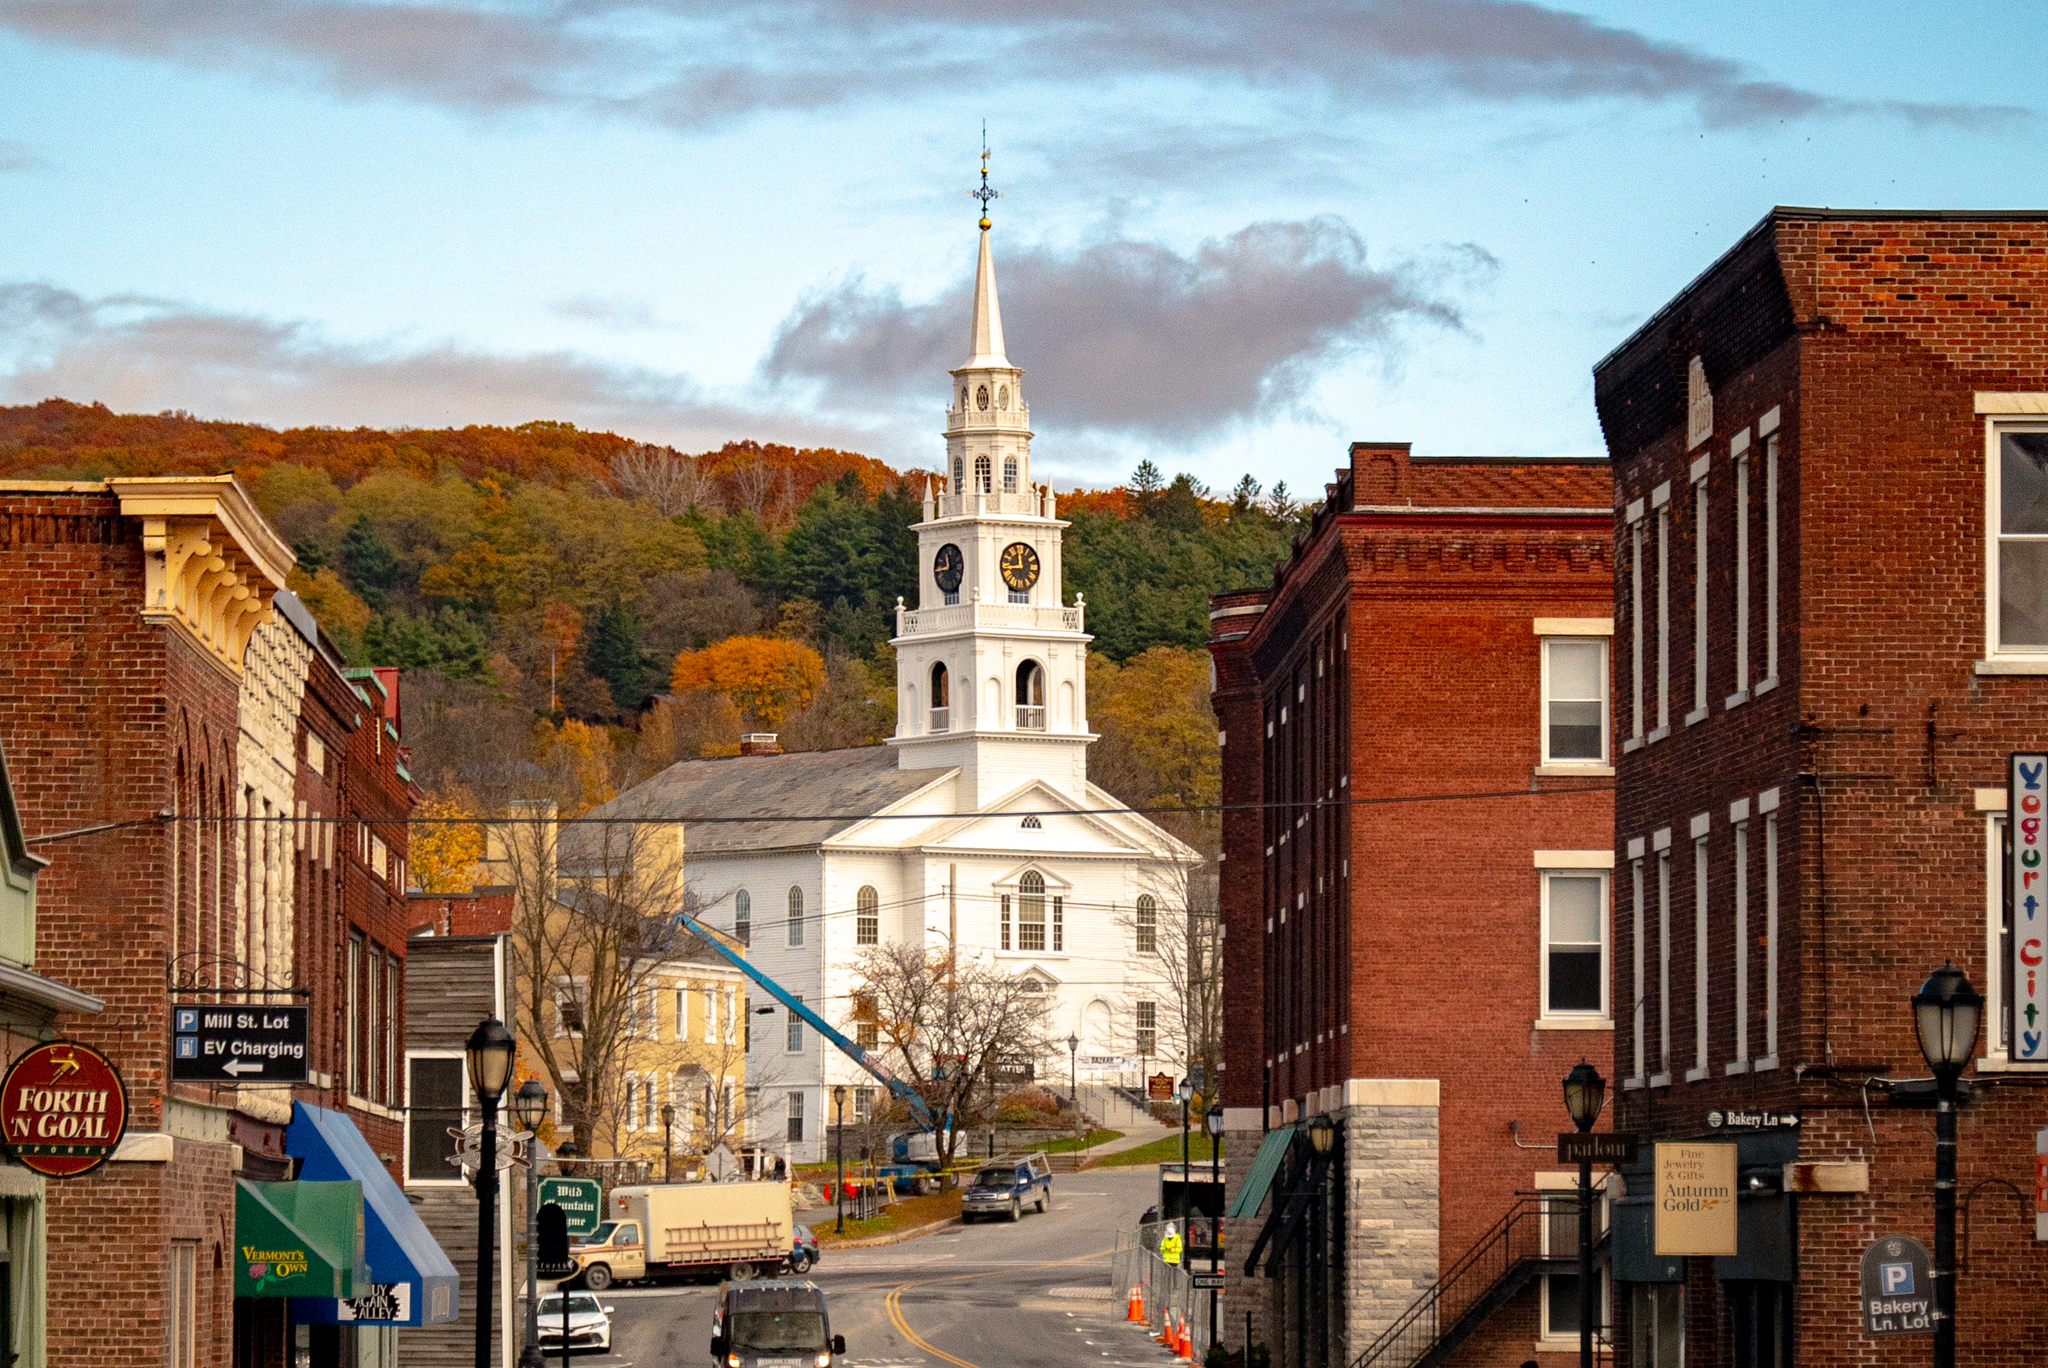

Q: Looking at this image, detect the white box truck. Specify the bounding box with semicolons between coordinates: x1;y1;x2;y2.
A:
571;1181;793;1289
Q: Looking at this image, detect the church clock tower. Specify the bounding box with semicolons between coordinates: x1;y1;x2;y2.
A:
890;185;1092;806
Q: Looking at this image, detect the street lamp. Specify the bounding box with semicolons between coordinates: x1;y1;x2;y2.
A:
1303;1115;1335;1368
833;1086;849;1235
1561;1061;1605;1368
466;1018;517;1368
1203;1104;1225;1349
1912;961;1982;1368
512;1079;549;1368
1176;1077;1194;1169
661;1103;675;1184
1066;1033;1080;1111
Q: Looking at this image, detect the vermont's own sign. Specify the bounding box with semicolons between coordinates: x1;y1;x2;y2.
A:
0;1041;127;1178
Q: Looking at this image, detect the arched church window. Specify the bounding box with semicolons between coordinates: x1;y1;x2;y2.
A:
856;886;879;946
1003;456;1018;493
735;889;751;945
952;454;964;492
998;385;1010;409
960;387;969;411
975;455;992;494
929;662;950;732
976;384;991;411
1015;661;1045;731
1135;894;1158;953
787;885;804;947
1018;871;1046;951
1020;815;1042;830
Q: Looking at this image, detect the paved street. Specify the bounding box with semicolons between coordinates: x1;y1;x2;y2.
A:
535;1168;1173;1368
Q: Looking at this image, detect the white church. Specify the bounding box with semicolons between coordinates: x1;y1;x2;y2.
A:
596;215;1200;1163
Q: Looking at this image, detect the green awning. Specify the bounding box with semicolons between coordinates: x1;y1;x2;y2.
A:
235;1179;365;1299
1225;1126;1296;1219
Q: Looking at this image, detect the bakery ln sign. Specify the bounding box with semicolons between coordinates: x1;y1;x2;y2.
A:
0;1041;128;1178
1861;1234;1932;1335
2009;752;2048;1061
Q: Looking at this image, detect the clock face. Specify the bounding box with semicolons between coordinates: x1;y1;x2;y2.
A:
933;543;965;594
999;541;1041;592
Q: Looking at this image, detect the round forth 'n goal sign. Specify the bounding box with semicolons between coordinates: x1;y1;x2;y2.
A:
0;1041;128;1178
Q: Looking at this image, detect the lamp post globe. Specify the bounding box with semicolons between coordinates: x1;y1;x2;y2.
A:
1305;1113;1334;1154
1561;1060;1605;1133
1913;961;1982;1368
466;1018;516;1105
513;1078;549;1132
1203;1104;1225;1139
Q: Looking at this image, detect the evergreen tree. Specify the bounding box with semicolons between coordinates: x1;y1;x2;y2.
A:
583;600;661;714
338;514;401;610
361;608;490;680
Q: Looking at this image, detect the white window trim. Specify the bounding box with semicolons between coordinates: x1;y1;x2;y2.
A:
1652;483;1671;742
1728;799;1751;1073
1759;425;1781;692
552;975;588;1039
403;1049;470;1187
1653;834;1672;1088
1979;408;2048;671
1686;457;1709;726
1686;819;1710;1081
1538;868;1611;1027
1757;790;1781;1070
1626;500;1645;751
1626;845;1646;1088
1728;428;1752;708
1539;635;1611;768
1533;1170;1611;1352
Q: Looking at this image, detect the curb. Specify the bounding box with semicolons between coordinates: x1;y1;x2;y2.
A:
817;1215;962;1250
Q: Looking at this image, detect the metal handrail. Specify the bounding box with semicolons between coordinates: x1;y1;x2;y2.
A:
1348;1195;1568;1368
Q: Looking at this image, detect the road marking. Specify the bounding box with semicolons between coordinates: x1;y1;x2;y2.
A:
883;1245;1111;1368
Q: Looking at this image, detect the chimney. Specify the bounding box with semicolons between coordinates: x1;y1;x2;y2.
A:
739;733;782;757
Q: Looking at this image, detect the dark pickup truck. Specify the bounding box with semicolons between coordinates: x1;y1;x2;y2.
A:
960;1151;1053;1223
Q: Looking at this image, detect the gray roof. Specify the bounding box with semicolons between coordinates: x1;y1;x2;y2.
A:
584;746;940;855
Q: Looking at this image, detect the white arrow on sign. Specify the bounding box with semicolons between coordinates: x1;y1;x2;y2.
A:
222;1059;264;1077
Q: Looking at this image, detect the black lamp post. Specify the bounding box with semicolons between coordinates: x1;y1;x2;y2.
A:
833;1086;849;1235
1067;1032;1080;1111
466;1018;517;1368
661;1103;675;1184
1304;1114;1335;1368
1913;961;1982;1368
1203;1103;1225;1349
1176;1077;1194;1169
512;1078;549;1368
1561;1060;1605;1368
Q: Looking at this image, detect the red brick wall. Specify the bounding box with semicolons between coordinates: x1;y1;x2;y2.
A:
1595;210;2048;1368
0;488;243;1368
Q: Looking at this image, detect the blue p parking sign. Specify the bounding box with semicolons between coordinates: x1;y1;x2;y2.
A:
1879;1262;1914;1296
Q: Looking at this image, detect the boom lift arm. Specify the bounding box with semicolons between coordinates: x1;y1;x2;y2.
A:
674;912;938;1133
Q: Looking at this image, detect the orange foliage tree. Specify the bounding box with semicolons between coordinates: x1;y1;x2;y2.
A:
670;636;825;730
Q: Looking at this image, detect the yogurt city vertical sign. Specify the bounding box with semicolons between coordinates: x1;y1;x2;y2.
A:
2011;752;2048;1062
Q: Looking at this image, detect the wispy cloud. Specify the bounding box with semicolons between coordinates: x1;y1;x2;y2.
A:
1;0;2024;133
0;139;47;172
0;281;860;452
763;216;1494;441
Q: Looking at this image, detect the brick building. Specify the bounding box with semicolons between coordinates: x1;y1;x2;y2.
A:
1209;443;1613;1368
1594;208;2048;1365
0;476;444;1368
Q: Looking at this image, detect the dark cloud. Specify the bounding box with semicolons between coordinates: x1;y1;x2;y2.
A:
0;140;46;172
0;281;860;451
0;0;2023;133
762;217;1493;439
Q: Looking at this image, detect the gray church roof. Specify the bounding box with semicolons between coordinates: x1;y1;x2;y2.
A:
585;745;941;855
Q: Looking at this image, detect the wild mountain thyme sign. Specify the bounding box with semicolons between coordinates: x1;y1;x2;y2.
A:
0;1040;128;1178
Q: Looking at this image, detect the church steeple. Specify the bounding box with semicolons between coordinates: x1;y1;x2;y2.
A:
965;225;1008;369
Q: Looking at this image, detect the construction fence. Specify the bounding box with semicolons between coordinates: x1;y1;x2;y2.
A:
1109;1222;1222;1362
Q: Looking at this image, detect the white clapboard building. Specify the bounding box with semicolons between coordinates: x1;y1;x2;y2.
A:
590;217;1199;1162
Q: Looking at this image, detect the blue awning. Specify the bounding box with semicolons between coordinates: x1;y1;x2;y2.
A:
286;1102;460;1326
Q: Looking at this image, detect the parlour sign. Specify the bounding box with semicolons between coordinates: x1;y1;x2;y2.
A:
2009;753;2048;1062
0;1041;128;1178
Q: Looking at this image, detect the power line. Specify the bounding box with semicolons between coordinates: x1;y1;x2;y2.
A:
26;782;1612;847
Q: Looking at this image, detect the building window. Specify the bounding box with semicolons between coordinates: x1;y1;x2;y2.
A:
675;986;692;1042
1003;456;1018;493
1541;872;1607;1018
1760;799;1781;1069
1628;851;1646;1084
365;944;380;1103
1655;836;1672;1085
169;1241;198;1368
406;1055;465;1182
1052;895;1063;953
1629;1283;1684;1367
346;931;363;1096
1731;812;1750;1069
856;886;879;946
786;999;804;1053
1993;426;2048;652
1000;894;1012;951
1541;637;1607;763
1763;427;1780;685
624;1077;638;1133
952;452;964;489
854;1086;874;1123
787;885;804;947
787;1090;805;1143
1730;429;1752;702
734;888;751;945
857;1020;879;1051
930;663;950;733
1015;661;1046;729
1020;815;1042;830
1655;487;1671;738
1689;819;1710;1081
1018;872;1046;951
1539;1179;1607;1346
1626;502;1645;746
1689;461;1709;724
1135;1000;1157;1057
385;949;399;1106
370;833;388;883
1135;894;1158;954
975;454;992;494
553;979;586;1037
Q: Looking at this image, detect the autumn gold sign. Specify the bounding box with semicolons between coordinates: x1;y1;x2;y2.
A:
1653;1142;1738;1255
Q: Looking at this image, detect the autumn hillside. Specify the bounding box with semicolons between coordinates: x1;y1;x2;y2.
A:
0;398;1305;864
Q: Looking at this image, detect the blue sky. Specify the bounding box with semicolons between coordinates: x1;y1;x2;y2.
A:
2;1;2045;496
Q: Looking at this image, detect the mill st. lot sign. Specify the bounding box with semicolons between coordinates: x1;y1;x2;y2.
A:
172;1004;309;1082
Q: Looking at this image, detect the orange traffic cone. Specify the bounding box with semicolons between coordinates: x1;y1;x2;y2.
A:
1126;1285;1145;1322
1154;1311;1171;1344
1175;1313;1194;1360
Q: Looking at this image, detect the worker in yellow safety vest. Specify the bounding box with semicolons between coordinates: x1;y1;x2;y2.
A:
1159;1222;1183;1266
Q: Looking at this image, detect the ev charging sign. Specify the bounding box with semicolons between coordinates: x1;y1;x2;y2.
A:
2011;753;2048;1062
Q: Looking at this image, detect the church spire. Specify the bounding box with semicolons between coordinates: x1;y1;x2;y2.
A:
966;137;1008;369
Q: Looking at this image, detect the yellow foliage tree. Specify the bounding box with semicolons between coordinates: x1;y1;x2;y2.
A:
410;797;485;893
537;718;618;817
670;635;825;731
287;566;371;651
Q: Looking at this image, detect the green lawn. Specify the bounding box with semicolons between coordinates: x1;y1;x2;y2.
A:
1042;1129;1123;1154
1091;1133;1220;1167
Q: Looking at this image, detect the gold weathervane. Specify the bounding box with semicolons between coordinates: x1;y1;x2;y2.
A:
973;124;999;229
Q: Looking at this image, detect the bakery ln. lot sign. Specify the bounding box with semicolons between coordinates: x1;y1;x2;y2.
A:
1861;1234;1932;1335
